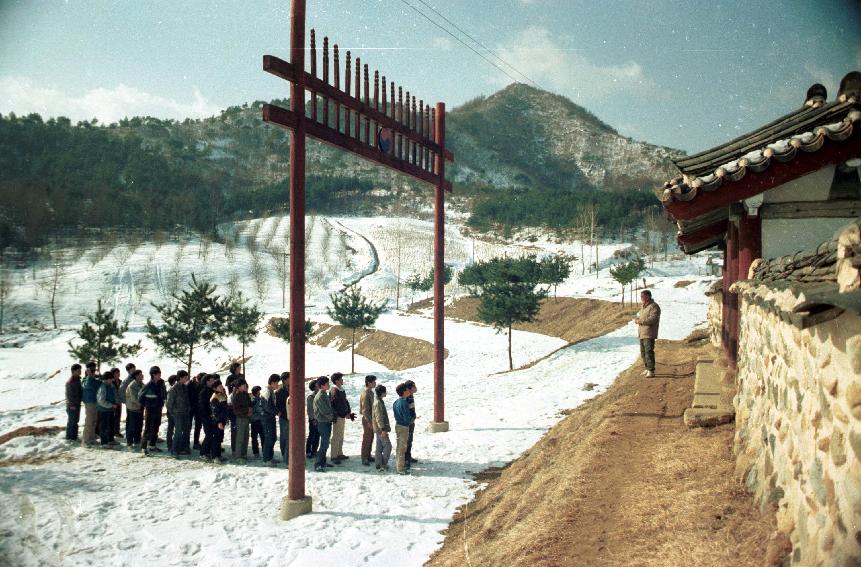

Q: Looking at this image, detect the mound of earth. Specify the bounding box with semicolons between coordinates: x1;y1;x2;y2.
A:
308;322;447;371
426;334;776;567
436;296;638;344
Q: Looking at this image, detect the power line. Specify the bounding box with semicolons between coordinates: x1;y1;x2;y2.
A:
413;0;543;89
395;0;525;87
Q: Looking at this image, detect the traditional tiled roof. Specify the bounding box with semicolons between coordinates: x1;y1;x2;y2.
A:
660;101;860;204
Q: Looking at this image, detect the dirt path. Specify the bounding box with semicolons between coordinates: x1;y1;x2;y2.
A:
426;335;776;567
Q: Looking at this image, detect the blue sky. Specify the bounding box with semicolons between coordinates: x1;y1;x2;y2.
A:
0;0;858;152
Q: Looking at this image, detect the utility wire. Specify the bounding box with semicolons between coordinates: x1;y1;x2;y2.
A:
396;0;524;87
413;0;543;89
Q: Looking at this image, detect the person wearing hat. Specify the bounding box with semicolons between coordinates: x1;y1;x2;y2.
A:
139;366;165;455
80;361;100;447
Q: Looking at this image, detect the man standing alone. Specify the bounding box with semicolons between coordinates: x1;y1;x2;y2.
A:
635;290;661;378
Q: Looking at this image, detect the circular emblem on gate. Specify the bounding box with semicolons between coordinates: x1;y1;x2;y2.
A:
377;127;393;153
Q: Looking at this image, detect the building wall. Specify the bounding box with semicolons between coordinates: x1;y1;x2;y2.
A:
762;165;835;203
761;217;857;259
733;283;861;566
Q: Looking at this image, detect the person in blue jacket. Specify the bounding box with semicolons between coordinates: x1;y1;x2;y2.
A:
392;383;412;475
81;362;100;447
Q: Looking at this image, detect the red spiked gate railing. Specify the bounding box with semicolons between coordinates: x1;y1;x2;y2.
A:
262;0;453;519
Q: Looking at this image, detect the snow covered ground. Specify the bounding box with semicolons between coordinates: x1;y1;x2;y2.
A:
0;215;713;566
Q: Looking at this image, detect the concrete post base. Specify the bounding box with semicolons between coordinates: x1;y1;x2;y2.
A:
279;495;313;521
427;421;449;433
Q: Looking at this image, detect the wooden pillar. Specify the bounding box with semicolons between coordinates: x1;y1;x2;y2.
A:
737;214;762;281
285;0;309;514
727;221;740;369
430;102;448;433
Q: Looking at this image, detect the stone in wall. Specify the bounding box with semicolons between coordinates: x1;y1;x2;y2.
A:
707;288;723;349
733;282;861;566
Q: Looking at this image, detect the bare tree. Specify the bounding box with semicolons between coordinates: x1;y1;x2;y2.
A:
393;220;406;310
250;250;269;303
40;251;67;330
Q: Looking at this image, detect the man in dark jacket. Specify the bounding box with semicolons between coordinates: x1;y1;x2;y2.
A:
139;366;165;455
276;372;290;466
226;363;242;453
65;364;83;441
329;373;355;464
250;385;264;458
165;375;177;452
166;370;192;456
306;380;320;459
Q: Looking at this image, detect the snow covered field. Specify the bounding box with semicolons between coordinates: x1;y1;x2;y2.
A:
0;215;713;566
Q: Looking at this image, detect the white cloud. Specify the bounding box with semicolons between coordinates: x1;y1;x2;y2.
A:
493;26;658;101
0;76;220;123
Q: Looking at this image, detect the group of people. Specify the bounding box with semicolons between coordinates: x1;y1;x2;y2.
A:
64;361;419;474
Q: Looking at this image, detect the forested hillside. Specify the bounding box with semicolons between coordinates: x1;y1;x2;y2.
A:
0;84;682;250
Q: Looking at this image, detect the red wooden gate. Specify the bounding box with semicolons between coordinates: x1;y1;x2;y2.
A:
262;0;453;518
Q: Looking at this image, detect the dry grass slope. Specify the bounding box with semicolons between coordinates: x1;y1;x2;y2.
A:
308;322;448;371
426;335;776;567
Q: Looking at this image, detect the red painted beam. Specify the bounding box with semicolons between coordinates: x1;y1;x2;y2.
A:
677;219;728;249
263;103;452;191
264;55;454;162
665;135;861;221
737;214;762;281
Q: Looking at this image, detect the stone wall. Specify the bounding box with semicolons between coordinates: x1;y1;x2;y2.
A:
706;284;722;349
733;282;861;565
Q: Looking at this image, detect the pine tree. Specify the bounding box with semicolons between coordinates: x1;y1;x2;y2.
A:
539;254;573;301
469;256;547;370
145;275;231;375
610;262;636;306
226;292;263;376
327;285;385;373
270;317;314;342
67;300;141;370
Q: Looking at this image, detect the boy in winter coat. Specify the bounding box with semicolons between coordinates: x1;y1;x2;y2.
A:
96;372;119;447
404;379;418;467
166;371;192;456
313;376;334;472
393;383;412;474
359;375;377;466
81;362;100;446
306;380;320;458
118;363;136;435
329;373;355;464
209;382;230;463
139;366;165;455
198;375;216;457
65;364;83;441
276;372;290;466
250;385;264;457
125;370;145;447
189;373;203;450
232;381;252;462
260;374;279;465
165;375;177;452
372;384;392;471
